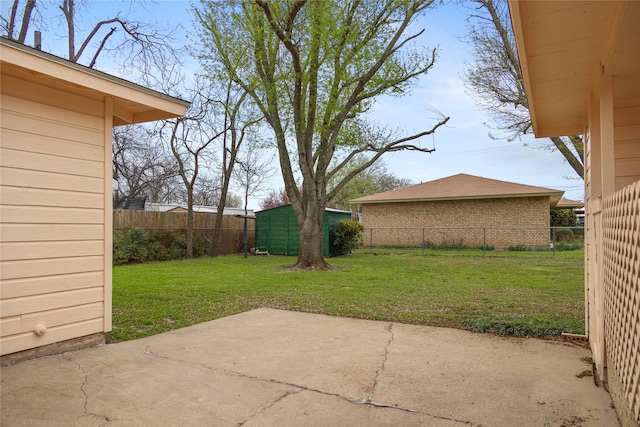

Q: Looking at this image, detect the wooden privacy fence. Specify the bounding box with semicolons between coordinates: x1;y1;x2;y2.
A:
113;210;255;256
602;180;640;423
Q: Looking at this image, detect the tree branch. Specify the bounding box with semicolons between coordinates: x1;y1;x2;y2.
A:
74;17;121;63
7;0;20;40
89;26;116;68
550;136;584;179
16;0;35;43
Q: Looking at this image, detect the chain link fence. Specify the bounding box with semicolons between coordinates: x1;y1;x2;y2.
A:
358;226;585;256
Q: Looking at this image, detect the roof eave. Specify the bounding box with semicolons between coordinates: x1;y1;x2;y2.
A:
1;37;190;123
508;0;629;138
352;192;563;205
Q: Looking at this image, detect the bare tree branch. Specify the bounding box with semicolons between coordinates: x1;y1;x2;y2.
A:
7;0;20;39
88;26;116;68
16;0;34;43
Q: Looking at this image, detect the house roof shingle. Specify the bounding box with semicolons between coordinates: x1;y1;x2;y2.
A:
555;198;584;209
351;173;564;206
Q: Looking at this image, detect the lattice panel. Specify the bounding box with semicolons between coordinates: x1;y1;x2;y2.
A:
603;180;640;422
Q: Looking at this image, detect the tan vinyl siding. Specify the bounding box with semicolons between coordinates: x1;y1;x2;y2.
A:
1;303;104;336
1;38;188;359
614;105;640;190
0;80;107;356
0;319;105;356
1;272;104;299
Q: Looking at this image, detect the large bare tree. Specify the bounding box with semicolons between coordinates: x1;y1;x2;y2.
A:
234;145;276;215
209;81;263;256
162;80;227;259
463;0;584;178
3;0;36;44
196;0;449;269
2;0;179;71
112;125;181;207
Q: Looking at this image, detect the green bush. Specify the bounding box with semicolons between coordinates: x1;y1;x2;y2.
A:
332;220;364;256
113;228;215;265
113;228;164;265
176;232;210;258
554;227;574;240
550;209;578;227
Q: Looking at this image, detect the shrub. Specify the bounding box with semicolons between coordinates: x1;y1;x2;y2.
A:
554;227;574;241
113;228;177;265
332;220;364;256
550;209;578;227
113;228;215;265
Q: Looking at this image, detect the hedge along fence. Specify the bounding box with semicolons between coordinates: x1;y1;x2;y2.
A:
113;210;255;260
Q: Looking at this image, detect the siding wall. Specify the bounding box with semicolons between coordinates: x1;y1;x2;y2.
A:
615;105;640;190
0;77;108;356
584;85;640;426
360;196;550;247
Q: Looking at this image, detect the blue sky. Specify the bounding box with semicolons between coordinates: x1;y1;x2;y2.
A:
4;0;584;208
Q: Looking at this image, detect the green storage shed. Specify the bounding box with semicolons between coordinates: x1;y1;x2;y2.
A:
255;204;352;257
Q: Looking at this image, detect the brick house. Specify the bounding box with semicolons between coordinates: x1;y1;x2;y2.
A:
351;174;564;248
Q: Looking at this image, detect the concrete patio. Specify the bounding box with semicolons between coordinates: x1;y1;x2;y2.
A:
1;308;618;426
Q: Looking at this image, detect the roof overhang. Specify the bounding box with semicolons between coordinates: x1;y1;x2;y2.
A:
509;0;640;137
0;37;190;126
555;198;585;210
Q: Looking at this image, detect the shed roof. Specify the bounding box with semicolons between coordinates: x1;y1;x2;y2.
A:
351;173;564;206
255;204;351;215
0;37;190;126
508;0;640;137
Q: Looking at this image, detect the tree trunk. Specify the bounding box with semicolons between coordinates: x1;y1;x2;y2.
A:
211;179;231;257
211;209;224;257
292;202;331;270
186;190;194;259
549;136;584;179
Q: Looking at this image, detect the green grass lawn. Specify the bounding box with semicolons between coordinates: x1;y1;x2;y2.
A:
109;250;585;343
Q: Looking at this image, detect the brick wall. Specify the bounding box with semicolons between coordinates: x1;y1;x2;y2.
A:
360;196;550;247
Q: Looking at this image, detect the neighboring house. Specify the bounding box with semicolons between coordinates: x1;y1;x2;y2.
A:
0;37;189;363
351;173;564;248
255;204;351;257
144;202;253;217
509;1;640;425
555;198;585;211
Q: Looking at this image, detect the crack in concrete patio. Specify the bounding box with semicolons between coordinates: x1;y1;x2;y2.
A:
64;353;112;426
139;335;481;426
365;322;394;404
1;310;619;426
